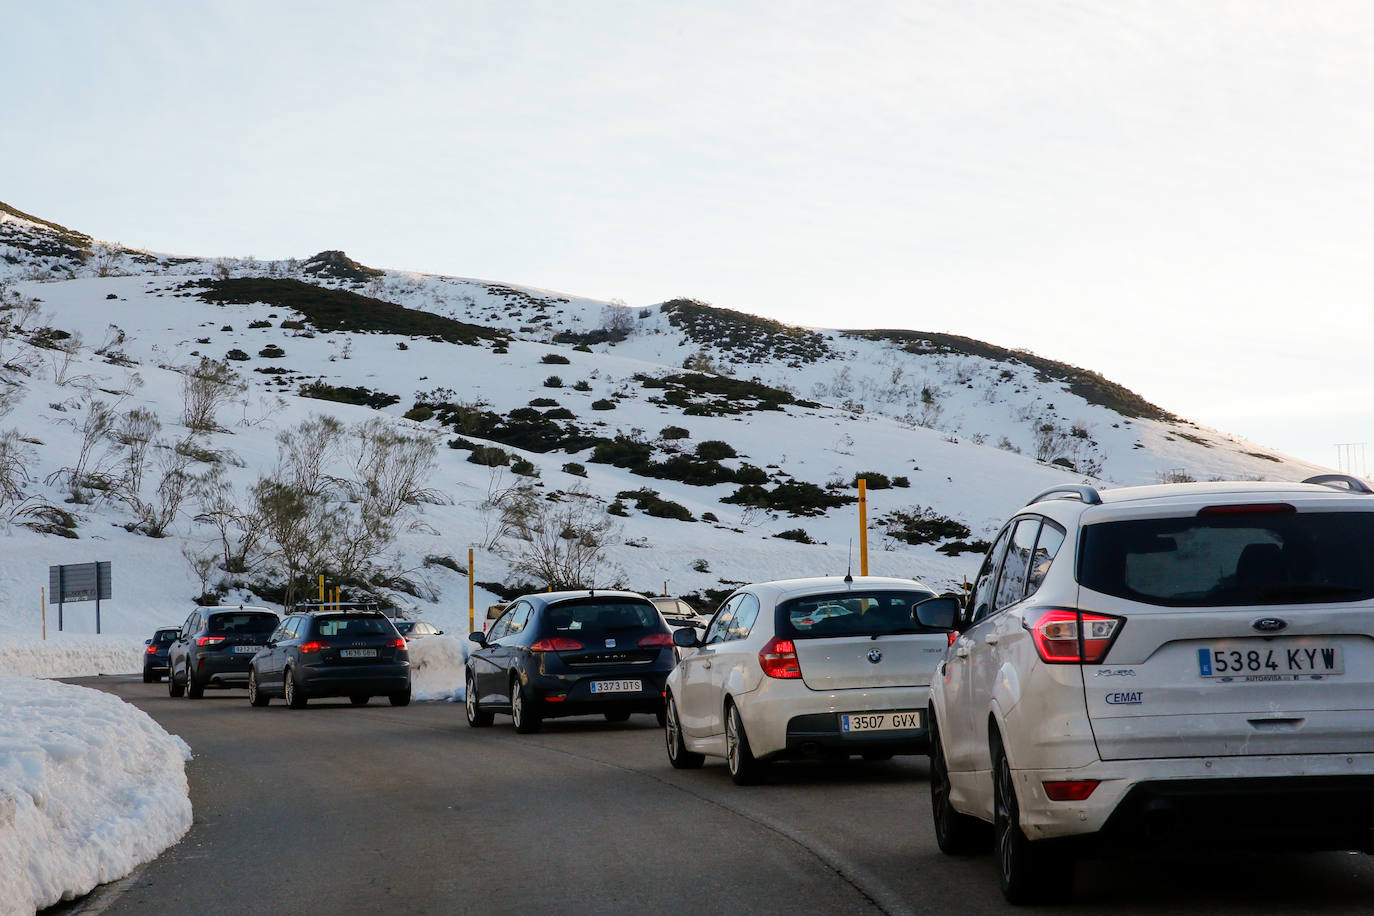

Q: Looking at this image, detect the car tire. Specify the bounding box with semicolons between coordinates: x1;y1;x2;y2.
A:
466;674;493;727
603;710;631;723
664;697;704;770
511;677;541;734
168;663;184;698
388;689;411;707
350;695;370;707
142;670;156;684
725;702;767;785
930;714;992;855
994;739;1070;904
185;665;204;699
248;669;270;707
655;707;668;728
285;668;308;709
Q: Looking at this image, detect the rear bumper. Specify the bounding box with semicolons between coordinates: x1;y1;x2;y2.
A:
998;753;1374;844
196;652;262;686
298;662;410;697
784;712;928;757
525;669;669;719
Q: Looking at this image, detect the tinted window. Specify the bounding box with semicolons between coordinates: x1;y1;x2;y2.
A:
394;622;415;634
994;518;1039;610
1026;520;1066;595
728;594;761;640
207;613;277;634
1079;511;1374;606
970;526;1013;623
506;602;533;636
540;599;662;637
311;615;397;637
777;590;939;639
155;630;178;644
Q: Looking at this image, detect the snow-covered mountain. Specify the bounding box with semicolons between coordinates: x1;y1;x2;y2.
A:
0;201;1329;641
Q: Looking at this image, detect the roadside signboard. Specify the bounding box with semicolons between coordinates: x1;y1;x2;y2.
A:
47;562;112;633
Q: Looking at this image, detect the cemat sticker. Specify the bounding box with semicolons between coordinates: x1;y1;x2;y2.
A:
1105;691;1143;705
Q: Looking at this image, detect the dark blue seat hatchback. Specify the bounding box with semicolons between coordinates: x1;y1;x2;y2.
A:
248;608;411;709
465;590;675;733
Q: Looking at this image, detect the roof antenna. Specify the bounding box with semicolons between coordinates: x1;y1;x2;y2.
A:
845;540;853;583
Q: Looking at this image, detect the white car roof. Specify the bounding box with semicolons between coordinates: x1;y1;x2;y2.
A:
741;576;937;604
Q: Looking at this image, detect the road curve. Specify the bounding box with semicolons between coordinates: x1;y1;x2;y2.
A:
64;677;1374;915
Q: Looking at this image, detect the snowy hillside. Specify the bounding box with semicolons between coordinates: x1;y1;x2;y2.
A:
0;201;1329;643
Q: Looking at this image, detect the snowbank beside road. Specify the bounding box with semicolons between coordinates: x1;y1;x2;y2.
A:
408;634;469;702
0;676;192;914
0;635;144;679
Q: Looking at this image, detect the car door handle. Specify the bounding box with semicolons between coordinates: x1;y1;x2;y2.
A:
955;646;970;658
983;634;1000;646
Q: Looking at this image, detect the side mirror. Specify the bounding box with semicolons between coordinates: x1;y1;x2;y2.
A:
144;638;152;645
468;631;488;648
672;628;701;649
914;596;960;631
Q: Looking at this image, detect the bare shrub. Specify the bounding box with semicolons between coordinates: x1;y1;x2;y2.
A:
182;357;245;432
506;486;621;589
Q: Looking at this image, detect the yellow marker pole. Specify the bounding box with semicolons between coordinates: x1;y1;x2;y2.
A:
858;477;869;576
41;588;47;640
467;548;475;633
663;581;668;596
319;574;324;603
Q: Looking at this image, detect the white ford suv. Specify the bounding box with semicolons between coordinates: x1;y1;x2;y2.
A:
925;476;1374;904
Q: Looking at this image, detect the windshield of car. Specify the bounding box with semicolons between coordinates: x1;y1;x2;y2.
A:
394;622;415;634
540;600;663;636
775;590;938;639
207;613;278;634
312;614;399;637
1078;511;1374;606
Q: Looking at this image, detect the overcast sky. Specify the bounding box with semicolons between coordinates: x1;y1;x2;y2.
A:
7;1;1373;471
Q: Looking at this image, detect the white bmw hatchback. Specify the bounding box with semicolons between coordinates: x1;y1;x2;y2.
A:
927;477;1374;904
663;576;955;784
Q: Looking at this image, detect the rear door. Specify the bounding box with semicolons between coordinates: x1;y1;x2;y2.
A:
1078;506;1374;759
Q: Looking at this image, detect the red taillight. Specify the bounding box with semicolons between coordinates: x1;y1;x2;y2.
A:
946;631;958;647
1025;609;1122;664
146;645;157;654
530;637;584;652
391;638;406;649
637;633;674;647
759;637;802;679
196;636;225;647
1043;779;1100;801
1198;503;1296;516
299;641;327;654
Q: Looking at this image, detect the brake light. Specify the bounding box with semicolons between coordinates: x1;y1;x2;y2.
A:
145;645;157;654
1043;779;1100;801
1025;609;1122;664
759;637;801;679
299;641;327;654
196;636;225;647
637;633;674;647
391;638;406;649
1198;503;1296;516
530;637;584;652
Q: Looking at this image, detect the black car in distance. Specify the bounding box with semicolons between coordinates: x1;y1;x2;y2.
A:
167;606;280;698
142;627;179;683
248;608;411;708
466;590;675;733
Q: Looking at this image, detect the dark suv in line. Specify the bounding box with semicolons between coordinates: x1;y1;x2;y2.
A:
168;606;280;698
142;627;179;683
248;608;411;708
465;590;675;733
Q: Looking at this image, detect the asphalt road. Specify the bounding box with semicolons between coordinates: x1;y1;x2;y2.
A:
64;676;1374;915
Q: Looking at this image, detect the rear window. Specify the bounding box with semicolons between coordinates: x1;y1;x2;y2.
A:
776;590;938;639
155;630;178;644
207;613;278;634
312;614;398;637
540;600;663;637
1078;511;1374;606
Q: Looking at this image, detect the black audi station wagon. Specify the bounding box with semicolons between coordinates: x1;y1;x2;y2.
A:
465;590;675;733
248;606;411;708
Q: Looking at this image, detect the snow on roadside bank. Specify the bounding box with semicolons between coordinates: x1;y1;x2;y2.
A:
0;635;145;679
0;677;192;915
408;634;469;702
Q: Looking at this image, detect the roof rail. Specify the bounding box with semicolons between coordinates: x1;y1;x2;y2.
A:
1028;484;1102;506
1301;474;1374;494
